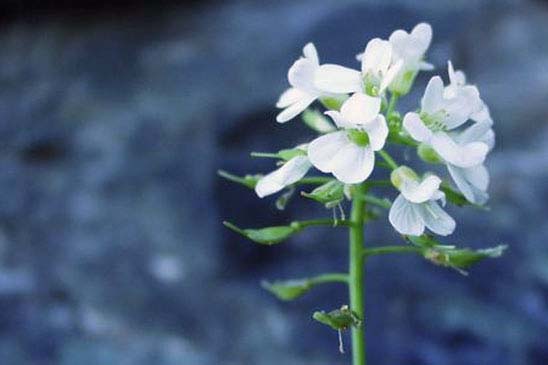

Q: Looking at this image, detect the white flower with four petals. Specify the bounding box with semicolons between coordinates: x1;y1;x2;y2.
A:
308;93;388;184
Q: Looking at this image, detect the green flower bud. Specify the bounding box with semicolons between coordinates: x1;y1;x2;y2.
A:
390;165;419;190
302;180;345;207
417;143;444;164
347;129;370;147
302;109;336;133
262;279;312;301
319;95;348;111
389;70;417;96
223;221;297;245
313;305;362;331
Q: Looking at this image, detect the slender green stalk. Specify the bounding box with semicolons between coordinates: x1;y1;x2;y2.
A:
309;272;349;285
378;150;399;170
293;218;354;229
349;183;367;365
386;92;400;116
363;245;423;257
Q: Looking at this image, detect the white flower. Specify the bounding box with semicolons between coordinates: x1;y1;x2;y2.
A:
315;38;402;96
446;121;495;204
403;75;488;168
446;61;493;125
276;43;324;123
255;154;312;198
307;93;388;184
388;166;455;236
388;23;434;94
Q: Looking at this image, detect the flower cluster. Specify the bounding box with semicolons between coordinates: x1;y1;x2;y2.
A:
256;23;495;238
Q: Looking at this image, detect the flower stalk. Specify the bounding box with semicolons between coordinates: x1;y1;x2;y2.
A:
349;183;367;365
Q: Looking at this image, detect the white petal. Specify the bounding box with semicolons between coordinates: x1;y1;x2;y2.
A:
255;156;312;198
308;131;349;172
315;64;362;94
416;201;456;236
401;174;442;204
302;43;319;65
442;85;482;129
471;103;493;125
324;110;354;129
447;164;489;205
276;95;316;123
330;144;375;184
455;121;495;150
388;194;425;236
340;93;381;125
431;132;488;168
380;59;403;93
419;61;434;71
421;76;445;115
411;23;433;51
362;38;392;75
362;115;388;151
276;87;309;108
288;58;319;94
403;112;432;143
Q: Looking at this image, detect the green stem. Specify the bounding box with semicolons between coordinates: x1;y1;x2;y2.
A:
349;183;367;365
298;177;333;185
378;150;399;170
309;273;349;285
363;245;423;257
386;92;400;116
292;218;354;229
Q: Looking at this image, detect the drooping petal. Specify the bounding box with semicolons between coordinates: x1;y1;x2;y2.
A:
255;156;312;198
302;43;319;65
315;64;362;94
447;164;489;205
308;131;349;173
400;174;442;204
276;87;309;108
361;38;392;75
421;76;445;115
363;115;388;151
340;93;381;125
388;194;425;236
431;132;488;168
403;112;432;143
276;94;316;123
288;58;319;94
330;144;375;184
415;201;456;236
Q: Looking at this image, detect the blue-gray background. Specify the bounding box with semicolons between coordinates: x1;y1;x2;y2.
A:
0;0;547;364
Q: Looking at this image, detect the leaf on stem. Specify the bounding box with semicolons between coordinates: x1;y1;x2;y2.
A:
223;221;298;245
313;305;362;331
262;279;313;301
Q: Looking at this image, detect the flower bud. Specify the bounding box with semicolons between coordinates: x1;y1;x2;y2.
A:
390;166;419;190
302;180;344;208
389;70;417;96
302;109;336;133
313;305;362;331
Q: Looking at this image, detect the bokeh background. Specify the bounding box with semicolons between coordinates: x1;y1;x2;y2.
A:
0;0;547;364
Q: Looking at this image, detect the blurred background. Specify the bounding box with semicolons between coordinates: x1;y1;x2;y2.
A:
0;0;547;364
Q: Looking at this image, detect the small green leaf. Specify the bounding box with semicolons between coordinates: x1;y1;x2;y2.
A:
302;180;345;207
302;109;336;133
424;245;507;270
217;170;260;189
313;305;362;331
262;279;312;301
223;221;298;245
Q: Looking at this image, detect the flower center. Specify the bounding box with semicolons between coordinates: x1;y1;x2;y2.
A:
362;73;381;97
347;129;370;147
420;111;448;132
